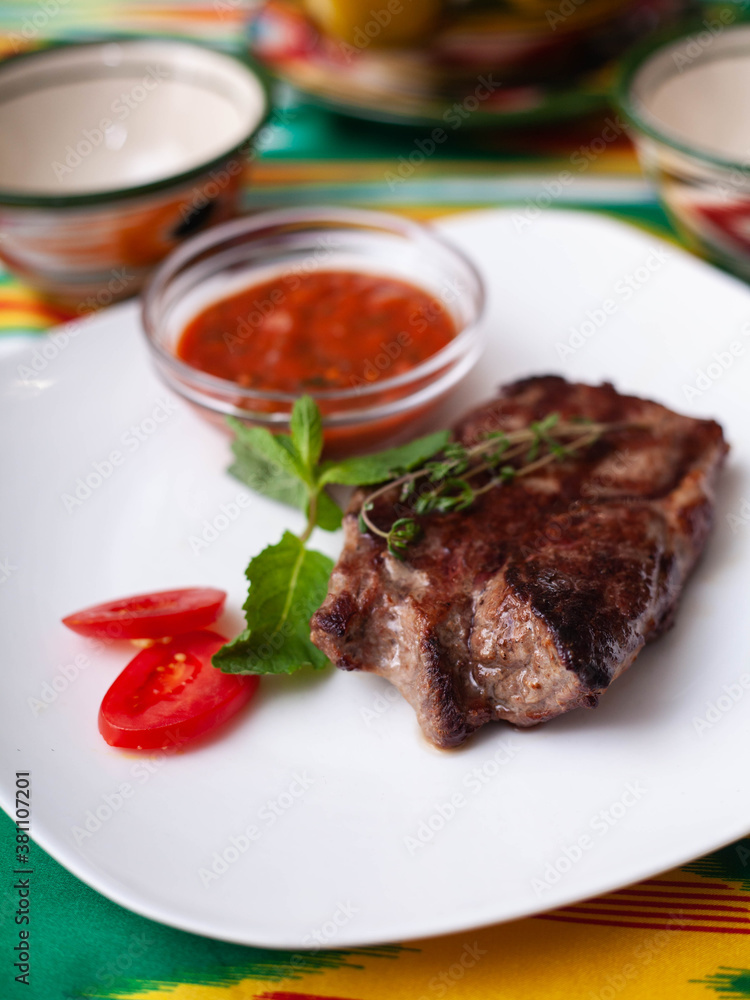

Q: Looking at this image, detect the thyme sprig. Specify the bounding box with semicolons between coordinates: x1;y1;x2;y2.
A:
359;414;628;558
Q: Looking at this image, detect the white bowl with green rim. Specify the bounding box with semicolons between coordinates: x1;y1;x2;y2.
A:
617;20;750;280
0;37;270;309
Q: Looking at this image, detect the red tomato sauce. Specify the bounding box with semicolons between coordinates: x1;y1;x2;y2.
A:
176;270;457;393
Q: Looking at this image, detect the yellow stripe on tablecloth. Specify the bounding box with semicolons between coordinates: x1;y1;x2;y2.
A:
251;155;643;185
86;850;750;1000
95;897;750;1000
0;276;76;329
0;307;58;332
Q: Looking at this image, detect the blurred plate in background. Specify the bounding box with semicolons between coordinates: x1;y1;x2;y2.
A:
249;0;688;126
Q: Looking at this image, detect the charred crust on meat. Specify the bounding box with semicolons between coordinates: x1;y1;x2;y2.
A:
504;560;627;691
311;594;355;638
420;633;474;748
310;377;729;748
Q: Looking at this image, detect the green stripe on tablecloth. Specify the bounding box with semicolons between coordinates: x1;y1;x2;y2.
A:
0;808;413;1000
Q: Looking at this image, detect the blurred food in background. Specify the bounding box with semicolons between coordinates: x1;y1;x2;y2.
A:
249;0;691;125
305;0;442;45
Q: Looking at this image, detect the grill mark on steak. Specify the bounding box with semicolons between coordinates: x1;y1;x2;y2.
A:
315;594;356;638
311;377;728;748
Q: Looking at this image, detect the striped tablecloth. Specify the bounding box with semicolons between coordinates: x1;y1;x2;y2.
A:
1;5;749;1000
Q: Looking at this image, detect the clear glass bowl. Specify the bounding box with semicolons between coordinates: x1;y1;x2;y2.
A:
617;23;750;281
141;207;486;455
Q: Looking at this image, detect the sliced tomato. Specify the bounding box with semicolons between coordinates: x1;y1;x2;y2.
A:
98;630;257;750
62;587;226;640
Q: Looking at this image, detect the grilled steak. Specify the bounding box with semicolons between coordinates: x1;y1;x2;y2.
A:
311;377;728;748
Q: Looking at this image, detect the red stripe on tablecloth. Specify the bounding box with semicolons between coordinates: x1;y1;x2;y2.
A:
0;296;73;323
610;888;750;903
538;914;750;934
560;906;750;924
584;898;748;913
255;993;364;1000
646;880;732;889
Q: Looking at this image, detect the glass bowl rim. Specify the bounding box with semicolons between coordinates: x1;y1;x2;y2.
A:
615;19;750;174
140;205;487;405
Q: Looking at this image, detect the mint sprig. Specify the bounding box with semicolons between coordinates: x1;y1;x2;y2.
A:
212;532;332;675
214;398;449;676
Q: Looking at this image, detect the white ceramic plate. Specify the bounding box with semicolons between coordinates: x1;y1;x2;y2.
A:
2;209;750;949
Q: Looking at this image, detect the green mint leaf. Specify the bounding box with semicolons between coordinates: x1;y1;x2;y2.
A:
227;417;310;513
228;417;301;471
318;430;450;487
213;531;332;675
228;418;306;480
276;433;304;463
211;629;258;673
229;444;309;512
290;396;323;475
315;489;343;531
